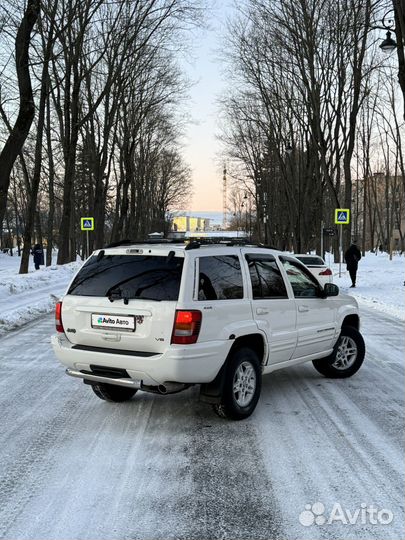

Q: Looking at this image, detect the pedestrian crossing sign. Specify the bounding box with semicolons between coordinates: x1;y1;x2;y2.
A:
81;217;94;231
335;209;350;225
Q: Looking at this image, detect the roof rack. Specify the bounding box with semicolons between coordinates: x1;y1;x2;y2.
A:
184;238;278;250
103;237;279;251
104;239;184;249
186;236;248;244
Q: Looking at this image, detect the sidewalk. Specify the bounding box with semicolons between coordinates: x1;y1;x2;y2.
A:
330;251;405;321
0;253;82;335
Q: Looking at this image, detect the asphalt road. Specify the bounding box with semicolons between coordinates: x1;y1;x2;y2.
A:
0;306;403;540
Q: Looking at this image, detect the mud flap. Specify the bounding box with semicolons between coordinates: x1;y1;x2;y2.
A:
199;363;227;404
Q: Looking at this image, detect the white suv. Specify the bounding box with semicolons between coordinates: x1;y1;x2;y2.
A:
52;241;365;420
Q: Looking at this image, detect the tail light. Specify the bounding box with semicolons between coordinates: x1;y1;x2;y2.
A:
55;301;64;333
319;268;332;276
171;310;202;344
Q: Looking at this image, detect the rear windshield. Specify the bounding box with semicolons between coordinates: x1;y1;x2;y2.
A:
67;254;184;301
295;256;325;266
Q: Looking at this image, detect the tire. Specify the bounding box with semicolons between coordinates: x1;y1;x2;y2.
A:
213;347;262;420
312;326;365;378
91;383;138;402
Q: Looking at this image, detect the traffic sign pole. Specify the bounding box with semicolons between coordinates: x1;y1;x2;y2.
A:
335;209;350;279
80;217;94;259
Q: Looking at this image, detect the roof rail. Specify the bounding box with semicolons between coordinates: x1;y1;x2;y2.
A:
184;241;201;250
256;243;278;250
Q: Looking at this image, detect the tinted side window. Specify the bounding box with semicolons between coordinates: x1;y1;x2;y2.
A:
247;258;261;298
198;255;244;300
68;254;183;301
246;255;288;299
280;257;320;298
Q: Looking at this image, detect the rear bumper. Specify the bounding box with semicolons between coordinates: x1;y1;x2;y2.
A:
51;334;230;386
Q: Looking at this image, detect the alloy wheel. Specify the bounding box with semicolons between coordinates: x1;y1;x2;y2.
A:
332;336;358;370
233;361;257;407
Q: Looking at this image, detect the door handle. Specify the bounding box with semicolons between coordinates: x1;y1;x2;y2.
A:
298;305;309;313
256;308;269;315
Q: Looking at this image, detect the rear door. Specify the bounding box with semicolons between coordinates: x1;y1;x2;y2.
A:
279;257;337;358
61;249;184;354
192;252;252;342
244;252;297;364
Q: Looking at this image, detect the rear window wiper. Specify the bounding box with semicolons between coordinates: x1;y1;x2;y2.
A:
108;287;130;305
107;288;161;304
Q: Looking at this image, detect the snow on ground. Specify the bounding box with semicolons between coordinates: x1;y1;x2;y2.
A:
327;251;405;321
0;251;82;336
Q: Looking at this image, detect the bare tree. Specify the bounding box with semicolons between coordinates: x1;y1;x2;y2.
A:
0;0;40;230
0;0;205;266
19;1;58;273
220;0;382;256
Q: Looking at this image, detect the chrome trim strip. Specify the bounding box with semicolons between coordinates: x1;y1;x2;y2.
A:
66;368;142;389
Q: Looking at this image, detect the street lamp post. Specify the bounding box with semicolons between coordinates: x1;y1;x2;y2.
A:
249;196;252;242
243;192;248;239
286;142;302;252
375;9;404;121
257;151;271;245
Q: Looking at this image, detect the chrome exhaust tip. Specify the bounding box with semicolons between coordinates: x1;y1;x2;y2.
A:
141;382;191;395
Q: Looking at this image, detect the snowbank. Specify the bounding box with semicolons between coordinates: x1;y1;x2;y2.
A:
329;251;405;321
0;253;82;336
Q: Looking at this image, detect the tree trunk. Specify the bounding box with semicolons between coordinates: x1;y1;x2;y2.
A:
5;210;13;255
0;0;40;229
46;89;55;266
19;59;51;273
57;129;79;264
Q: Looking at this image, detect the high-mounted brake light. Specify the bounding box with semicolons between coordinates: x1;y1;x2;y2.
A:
55;301;64;333
171;310;202;345
319;268;332;276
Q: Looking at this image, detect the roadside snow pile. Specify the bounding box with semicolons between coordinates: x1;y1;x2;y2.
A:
0;254;82;335
330;251;405;321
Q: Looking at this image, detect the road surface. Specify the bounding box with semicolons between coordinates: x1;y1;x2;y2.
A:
0;306;403;539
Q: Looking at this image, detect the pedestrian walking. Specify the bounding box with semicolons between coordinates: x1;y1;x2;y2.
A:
32;243;44;270
344;242;362;288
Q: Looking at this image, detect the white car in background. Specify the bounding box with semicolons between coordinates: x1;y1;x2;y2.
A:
294;254;333;287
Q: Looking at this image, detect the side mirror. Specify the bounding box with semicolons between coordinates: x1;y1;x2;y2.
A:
323;283;339;297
